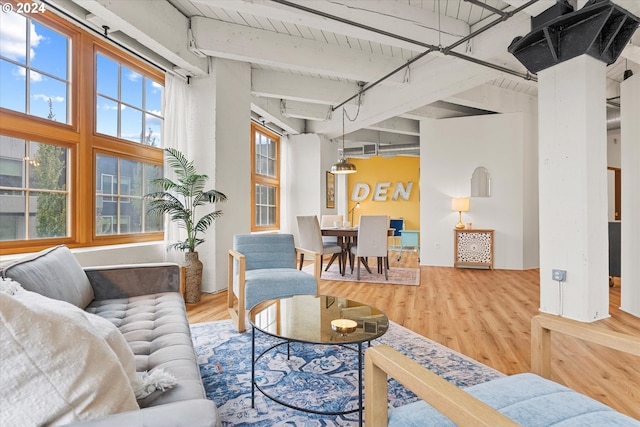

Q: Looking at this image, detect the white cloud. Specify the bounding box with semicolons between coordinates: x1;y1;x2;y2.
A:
11;66;26;80
30;70;43;82
33;94;64;103
147;109;162;116
0;12;43;62
127;70;141;82
151;81;162;89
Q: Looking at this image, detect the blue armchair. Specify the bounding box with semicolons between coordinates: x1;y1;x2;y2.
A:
227;233;318;332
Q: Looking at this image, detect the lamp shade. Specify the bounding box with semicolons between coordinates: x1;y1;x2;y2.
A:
331;158;357;174
451;197;470;212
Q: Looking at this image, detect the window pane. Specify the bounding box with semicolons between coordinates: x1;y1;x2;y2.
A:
31;191;67;238
0;11;27;64
31;21;67;80
145;79;162;114
144;163;162;193
0;192;26;241
96;53;118;99
95;154;161;236
28;141;67;191
0;135;26;187
121;65;142;109
144;163;163;232
120;159;140;196
0;136;69;241
120;197;142;233
254;183;276;227
96;95;118;137
29;73;68;123
121;106;143;143
144;113;162;147
1;15;70;124
0;59;26;113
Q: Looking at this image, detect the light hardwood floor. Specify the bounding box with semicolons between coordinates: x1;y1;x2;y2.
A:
186;251;640;420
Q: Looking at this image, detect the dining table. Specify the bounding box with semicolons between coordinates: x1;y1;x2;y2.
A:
321;227;395;276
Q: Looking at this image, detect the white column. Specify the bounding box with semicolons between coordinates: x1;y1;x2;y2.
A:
538;55;610;322
188;58;251;293
620;73;640;317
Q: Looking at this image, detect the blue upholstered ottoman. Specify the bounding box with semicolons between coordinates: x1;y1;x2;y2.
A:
388;373;639;426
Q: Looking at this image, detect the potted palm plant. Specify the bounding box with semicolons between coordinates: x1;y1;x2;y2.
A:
145;148;227;303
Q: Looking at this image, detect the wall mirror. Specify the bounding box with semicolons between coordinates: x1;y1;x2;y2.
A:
471;166;491;197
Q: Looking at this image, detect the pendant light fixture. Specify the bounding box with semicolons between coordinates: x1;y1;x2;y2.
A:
331;107;357;174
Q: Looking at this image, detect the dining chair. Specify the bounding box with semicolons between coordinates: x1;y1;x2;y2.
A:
297;215;344;276
227;233;319;332
350;215;390;280
320;214;343;247
320;214;343;229
389;218;404;250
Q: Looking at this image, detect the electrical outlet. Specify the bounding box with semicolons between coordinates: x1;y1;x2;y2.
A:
552;269;567;282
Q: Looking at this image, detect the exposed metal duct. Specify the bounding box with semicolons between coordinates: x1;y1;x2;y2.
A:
342;143;420;158
508;0;640;74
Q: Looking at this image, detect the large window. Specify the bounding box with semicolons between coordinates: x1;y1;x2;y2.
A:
251;123;280;231
0;7;164;254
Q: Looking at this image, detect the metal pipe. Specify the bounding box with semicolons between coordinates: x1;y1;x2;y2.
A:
463;0;509;17
448;0;543;51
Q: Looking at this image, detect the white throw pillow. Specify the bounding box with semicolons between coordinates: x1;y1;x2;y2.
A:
0;290;139;426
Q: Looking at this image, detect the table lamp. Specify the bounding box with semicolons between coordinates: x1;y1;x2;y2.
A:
348;202;360;226
451;197;470;229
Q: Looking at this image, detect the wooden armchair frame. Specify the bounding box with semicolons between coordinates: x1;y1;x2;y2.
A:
364;314;640;427
227;247;321;332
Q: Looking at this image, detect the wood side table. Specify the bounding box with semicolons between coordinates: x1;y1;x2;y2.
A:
454;229;494;270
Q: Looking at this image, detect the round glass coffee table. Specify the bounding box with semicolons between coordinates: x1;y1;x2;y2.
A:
248;294;389;426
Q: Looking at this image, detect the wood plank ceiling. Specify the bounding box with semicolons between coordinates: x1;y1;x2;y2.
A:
60;0;640;153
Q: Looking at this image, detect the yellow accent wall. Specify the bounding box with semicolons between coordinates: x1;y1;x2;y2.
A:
347;156;420;230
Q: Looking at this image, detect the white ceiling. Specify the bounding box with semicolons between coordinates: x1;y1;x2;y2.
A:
50;0;640;152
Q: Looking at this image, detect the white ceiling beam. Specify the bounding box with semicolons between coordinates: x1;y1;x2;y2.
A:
621;33;640;65
501;0;559;17
66;0;208;76
251;70;358;105
366;117;419;136
308;55;500;138
251;97;305;135
194;0;469;52
280;100;332;121
466;10;532;61
190;16;405;83
445;83;537;114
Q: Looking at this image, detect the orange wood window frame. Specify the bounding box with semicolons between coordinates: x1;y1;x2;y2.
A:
0;8;165;255
250;123;280;232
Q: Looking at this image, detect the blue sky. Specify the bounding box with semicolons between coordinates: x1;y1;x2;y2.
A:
0;10;163;145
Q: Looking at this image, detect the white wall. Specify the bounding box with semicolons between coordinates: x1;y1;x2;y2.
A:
620;73;640;317
607;130;622;168
420;112;539;270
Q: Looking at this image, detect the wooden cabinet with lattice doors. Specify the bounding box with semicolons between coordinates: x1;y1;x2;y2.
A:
454;229;494;270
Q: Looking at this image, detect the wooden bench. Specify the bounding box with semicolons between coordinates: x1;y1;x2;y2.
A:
364;313;640;426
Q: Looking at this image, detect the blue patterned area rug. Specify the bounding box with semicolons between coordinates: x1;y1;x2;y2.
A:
190;320;503;426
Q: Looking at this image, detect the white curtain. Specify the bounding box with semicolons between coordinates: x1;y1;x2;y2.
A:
161;73;189;263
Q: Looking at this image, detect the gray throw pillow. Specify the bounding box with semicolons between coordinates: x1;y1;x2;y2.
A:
1;245;94;309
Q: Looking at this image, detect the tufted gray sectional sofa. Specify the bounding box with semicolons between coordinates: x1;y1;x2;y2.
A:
1;245;219;427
